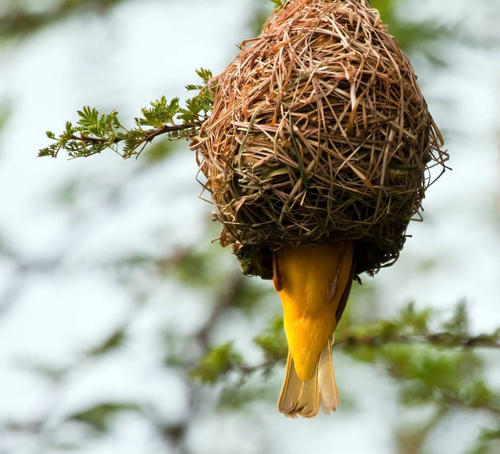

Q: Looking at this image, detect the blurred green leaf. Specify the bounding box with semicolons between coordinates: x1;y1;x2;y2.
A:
468;429;500;454
0;101;10;132
18;361;70;382
86;328;127;357
377;343;490;410
0;0;128;40
442;300;469;337
254;316;287;361
143;138;178;164
191;342;242;383
232;279;272;313
395;410;445;454
399;302;431;334
371;0;457;58
481;429;500;441
218;382;275;410
172;246;218;288
69;402;140;432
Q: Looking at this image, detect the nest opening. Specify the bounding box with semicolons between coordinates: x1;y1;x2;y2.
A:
191;0;448;278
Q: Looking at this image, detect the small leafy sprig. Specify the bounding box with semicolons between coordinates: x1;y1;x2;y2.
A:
39;68;214;159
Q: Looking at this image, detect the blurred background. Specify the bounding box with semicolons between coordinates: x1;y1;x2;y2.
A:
0;0;499;453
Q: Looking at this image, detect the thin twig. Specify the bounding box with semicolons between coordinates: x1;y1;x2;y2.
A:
337;332;500;349
69;122;202;146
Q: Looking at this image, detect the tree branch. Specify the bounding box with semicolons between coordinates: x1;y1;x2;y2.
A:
236;331;500;377
68;122;202;147
337;331;500;350
39;70;214;159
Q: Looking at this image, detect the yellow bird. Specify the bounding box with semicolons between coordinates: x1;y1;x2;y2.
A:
272;241;355;418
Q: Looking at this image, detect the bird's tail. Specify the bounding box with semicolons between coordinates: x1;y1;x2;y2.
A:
278;336;339;418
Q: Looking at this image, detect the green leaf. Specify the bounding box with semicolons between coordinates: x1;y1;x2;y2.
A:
69;402;140;432
399;302;431;334
254;316;287;360
143;138;178;164
442;300;469;338
86;328;126;357
218;383;275;410
191;342;242;383
195;68;213;84
77;106;99;130
137;96;180;128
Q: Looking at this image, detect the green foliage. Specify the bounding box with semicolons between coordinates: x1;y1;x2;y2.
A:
251;302;500;412
69;402;141;432
171;242;230;289
0;102;10;134
380;345;483;403
137;97;180;129
169;241;272;313
340;301;500;360
0;0;128;40
394;410;445;454
254;316;287;361
17;361;69;383
344;302;431;347
86;327;127;357
170;249;212;287
39;68;214;159
163;329;193;369
250;0;283;35
331;301;500;453
469;430;500;454
371;0;457;63
142;138;178;164
232;279;272;313
442;299;469;338
218;382;275;410
399;302;432;333
191;342;243;384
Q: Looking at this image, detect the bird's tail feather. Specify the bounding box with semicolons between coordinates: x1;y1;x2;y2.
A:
278;339;339;418
277;352;321;418
318;336;340;414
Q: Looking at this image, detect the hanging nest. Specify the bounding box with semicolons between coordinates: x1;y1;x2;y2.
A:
190;0;448;279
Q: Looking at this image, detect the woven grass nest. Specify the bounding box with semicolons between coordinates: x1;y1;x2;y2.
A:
190;0;447;279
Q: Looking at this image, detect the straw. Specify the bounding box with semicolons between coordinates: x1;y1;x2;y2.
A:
191;0;448;278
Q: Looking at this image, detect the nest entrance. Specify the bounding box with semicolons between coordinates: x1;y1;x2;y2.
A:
191;0;447;278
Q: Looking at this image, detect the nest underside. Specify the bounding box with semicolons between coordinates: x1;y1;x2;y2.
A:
191;0;447;278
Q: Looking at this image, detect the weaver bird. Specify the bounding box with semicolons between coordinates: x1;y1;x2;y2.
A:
272;241;355;418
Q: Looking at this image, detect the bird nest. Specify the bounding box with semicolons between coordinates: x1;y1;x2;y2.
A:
190;0;447;279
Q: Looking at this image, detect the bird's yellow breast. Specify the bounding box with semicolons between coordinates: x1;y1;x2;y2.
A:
276;243;353;381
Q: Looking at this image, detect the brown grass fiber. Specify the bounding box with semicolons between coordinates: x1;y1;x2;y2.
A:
190;0;448;279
